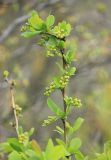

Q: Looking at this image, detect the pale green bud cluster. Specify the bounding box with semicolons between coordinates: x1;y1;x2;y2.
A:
47;50;55;57
42;116;57;126
46;45;61;57
11;80;16;86
64;96;82;108
55;28;65;39
3;70;9;79
60;72;70;88
14;104;22;117
21;23;30;32
46;45;56;57
44;82;56;96
18;133;28;144
21;26;27;32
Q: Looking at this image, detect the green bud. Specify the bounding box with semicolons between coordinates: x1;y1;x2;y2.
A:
18;133;28;144
3;70;9;79
11;80;16;86
15;104;22;112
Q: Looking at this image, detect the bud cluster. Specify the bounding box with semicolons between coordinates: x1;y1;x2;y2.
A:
60;72;70;88
54;27;65;39
18;133;28;144
46;45;57;57
42;116;57;126
21;25;27;32
14;104;22;117
11;80;16;87
21;23;29;32
64;96;82;108
3;70;9;79
44;82;56;96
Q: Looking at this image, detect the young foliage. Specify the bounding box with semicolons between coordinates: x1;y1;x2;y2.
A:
47;98;65;118
0;10;89;160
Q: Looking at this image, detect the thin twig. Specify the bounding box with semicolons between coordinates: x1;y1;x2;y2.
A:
5;78;19;136
9;86;19;136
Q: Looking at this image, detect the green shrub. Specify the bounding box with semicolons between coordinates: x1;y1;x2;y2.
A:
1;10;110;160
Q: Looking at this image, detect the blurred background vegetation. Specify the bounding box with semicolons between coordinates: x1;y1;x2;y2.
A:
0;0;111;157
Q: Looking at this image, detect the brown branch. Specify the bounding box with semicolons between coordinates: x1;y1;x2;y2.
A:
60;47;67;144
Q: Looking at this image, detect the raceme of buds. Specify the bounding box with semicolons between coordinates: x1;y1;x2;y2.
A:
14;104;22;116
42;116;58;126
64;96;82;108
54;28;65;39
18;133;28;144
60;72;70;89
44;82;56;96
21;23;30;32
46;42;61;57
21;25;27;32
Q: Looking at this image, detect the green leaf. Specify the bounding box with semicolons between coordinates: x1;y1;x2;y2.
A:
55;126;64;135
58;40;65;49
104;140;111;153
53;145;66;160
31;140;42;156
0;142;13;153
66;23;72;35
25;149;41;160
28;128;35;137
59;21;67;30
56;138;65;146
68;118;84;137
18;126;24;134
47;98;65;117
107;150;111;160
45;140;67;160
69;67;76;76
45;139;54;160
8;138;23;152
68;138;82;154
96;153;107;160
8;151;21;160
72;117;84;133
75;151;85;160
65;49;75;64
21;31;41;38
46;15;55;28
28;11;43;30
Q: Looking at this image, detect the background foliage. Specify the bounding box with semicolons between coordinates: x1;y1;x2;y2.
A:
0;0;111;157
